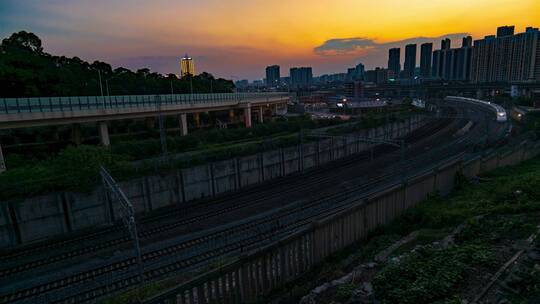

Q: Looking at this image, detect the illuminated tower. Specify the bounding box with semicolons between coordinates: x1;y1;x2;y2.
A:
180;54;195;77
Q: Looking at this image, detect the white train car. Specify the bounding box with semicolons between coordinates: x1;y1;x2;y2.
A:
445;96;508;122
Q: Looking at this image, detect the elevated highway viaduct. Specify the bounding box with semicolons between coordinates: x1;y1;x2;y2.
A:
0;92;289;172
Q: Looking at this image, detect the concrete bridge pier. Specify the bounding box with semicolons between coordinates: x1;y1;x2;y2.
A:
72;124;82;145
98;122;110;147
179;113;188;136
244;103;252;128
258;106;264;123
0;142;5;173
229;109;235;123
194;113;201;128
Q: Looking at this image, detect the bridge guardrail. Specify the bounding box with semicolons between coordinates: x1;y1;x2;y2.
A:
0;93;289;115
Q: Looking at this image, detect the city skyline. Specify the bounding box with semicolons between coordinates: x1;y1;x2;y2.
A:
2;0;539;80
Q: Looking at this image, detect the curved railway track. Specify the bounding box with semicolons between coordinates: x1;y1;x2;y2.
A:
0;112;451;276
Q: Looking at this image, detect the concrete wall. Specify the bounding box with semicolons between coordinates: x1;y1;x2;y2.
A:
0;115;428;248
145;142;540;304
13;194;68;244
212;160;237;195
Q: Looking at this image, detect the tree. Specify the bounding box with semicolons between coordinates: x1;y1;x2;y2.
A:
0;31;235;97
1;31;43;53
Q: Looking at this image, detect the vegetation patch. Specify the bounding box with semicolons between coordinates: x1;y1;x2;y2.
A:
267;156;540;304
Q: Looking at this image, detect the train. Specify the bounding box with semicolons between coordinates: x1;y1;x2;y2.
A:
445;96;508;122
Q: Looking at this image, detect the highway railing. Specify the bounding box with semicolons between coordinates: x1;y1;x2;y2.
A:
0;93;289;115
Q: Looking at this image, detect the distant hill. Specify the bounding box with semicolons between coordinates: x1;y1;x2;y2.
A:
0;31;234;98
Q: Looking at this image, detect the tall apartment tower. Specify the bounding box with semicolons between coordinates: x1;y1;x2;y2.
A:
180;54;195;78
403;44;417;79
441;38;451;50
388;48;401;78
456;36;473;81
432;36;472;81
355;63;365;80
420;43;433;78
497;25;515;37
265;65;280;87
462;36;473;47
290;67;313;88
471;26;540;83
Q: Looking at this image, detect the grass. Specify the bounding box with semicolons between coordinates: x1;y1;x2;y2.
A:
0;110;420;201
370;157;540;303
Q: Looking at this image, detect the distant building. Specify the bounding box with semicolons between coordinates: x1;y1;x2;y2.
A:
441;38;451;50
471;26;540;83
346;68;356;81
388;48;401;77
180;54;195;77
344;81;364;99
290;67;313;88
355;63;365;80
404;44;417;79
365;67;392;84
265;65;280;87
432;36;472;81
497;25;515;37
462;36;473;47
235;79;249;89
420;43;433;78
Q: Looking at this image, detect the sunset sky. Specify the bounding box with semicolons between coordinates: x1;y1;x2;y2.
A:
1;0;539;80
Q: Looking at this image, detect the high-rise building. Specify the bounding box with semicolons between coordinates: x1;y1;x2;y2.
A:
432;50;442;78
388;48;401;77
510;27;540;82
290;67;313;88
432;36;472;81
346;68;356;81
180;54;195;78
265;65;280;88
471;26;540;83
497;25;515;37
355;63;365;80
404;44;417;79
420;43;433;78
441;38;451;50
365;67;392;84
455;41;473;81
462;36;473;48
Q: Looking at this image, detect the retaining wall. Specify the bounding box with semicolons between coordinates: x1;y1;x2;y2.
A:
143;141;540;304
0;116;425;248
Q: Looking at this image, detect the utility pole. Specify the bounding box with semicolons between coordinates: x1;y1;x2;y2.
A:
156;95;168;155
485;114;490;147
98;70;104;97
100;167;145;289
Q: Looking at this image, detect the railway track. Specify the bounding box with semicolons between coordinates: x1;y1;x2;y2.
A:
0;114;447;277
1;104;492;303
0;117;432;266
